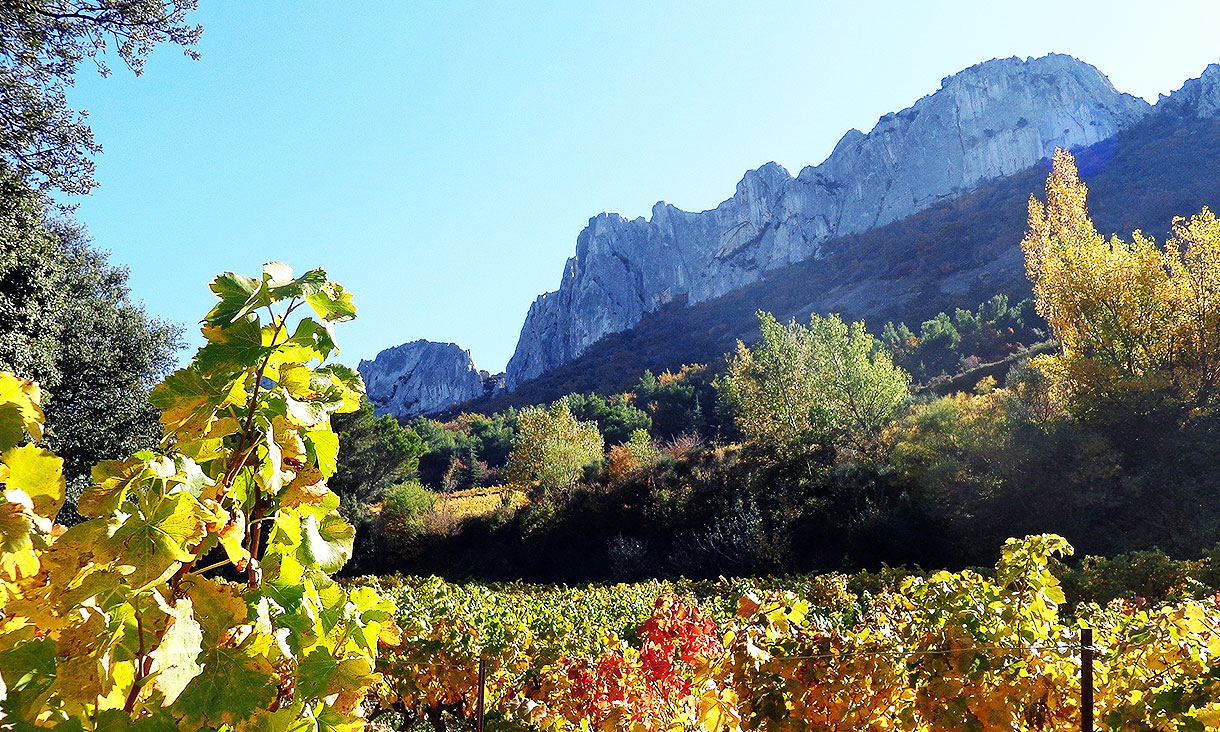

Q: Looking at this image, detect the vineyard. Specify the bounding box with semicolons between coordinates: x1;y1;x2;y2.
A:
5;183;1220;729
365;536;1220;731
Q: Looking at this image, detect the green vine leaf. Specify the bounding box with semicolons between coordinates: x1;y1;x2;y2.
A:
297;511;354;574
105;491;213;588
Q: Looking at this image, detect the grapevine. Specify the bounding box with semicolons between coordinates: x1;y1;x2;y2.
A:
0;263;399;730
369;537;1220;731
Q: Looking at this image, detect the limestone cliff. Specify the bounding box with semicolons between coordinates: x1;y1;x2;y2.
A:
1158;62;1220;118
504;54;1150;389
358;340;487;418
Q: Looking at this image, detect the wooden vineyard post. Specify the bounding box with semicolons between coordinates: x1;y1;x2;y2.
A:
1081;627;1094;732
476;656;486;732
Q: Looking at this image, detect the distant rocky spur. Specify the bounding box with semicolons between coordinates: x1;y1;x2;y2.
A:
359;340;502;418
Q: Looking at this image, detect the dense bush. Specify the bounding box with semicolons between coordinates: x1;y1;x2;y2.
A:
564;391;651;445
380;481;439;557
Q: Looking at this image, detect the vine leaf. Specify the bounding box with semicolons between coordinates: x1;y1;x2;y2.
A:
150;598;204;705
196;314;265;373
105;491;213;587
0;374;44;450
297;511;354;574
82;454;153;518
150;368;243;440
305;281;356;323
204;271;268;326
174;580;277;729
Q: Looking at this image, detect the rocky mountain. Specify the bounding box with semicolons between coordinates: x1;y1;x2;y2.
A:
456;61;1220;410
1157;62;1220;118
504;53;1150;389
358;340;497;418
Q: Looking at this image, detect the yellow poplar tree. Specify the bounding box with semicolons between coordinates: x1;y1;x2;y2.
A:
1022;149;1220;415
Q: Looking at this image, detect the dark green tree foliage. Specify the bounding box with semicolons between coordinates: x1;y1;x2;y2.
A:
882;295;1044;383
0;168;61;383
412;416;460;488
564;392;651;445
635;364;732;442
0;0;202;193
42;223;182;491
413;411;517;490
455;446;488;491
0;174;182;500
463;411;516;468
330;400;425;502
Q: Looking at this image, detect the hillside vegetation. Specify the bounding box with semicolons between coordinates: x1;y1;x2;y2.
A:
6;152;1220;731
332;151;1220;587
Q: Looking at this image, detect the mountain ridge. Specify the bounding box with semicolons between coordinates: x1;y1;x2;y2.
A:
503;53;1147;389
463;109;1220;413
362;54;1220;419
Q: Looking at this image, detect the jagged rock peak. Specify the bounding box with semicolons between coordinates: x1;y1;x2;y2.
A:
503;54;1150;391
358;339;486;419
1158;60;1220;118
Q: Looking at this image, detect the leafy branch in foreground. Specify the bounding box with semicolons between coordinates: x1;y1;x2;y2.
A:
0;262;399;730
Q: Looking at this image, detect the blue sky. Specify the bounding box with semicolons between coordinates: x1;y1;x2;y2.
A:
63;0;1220;373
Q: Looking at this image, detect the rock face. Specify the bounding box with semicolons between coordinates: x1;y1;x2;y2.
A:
504;54;1150;389
1159;62;1220;118
359;340;486;418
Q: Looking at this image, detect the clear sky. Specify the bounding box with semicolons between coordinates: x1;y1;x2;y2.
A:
62;0;1220;373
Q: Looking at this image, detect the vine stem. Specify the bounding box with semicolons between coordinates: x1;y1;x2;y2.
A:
170;297;300;594
123;609;149;713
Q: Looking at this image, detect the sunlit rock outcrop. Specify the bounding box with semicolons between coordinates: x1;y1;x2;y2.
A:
359;340;487;418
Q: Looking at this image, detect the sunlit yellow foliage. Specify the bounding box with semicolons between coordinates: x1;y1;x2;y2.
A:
1023;149;1220;414
0;265;399;730
504;399;603;497
433;485;527;521
658;364;708;388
